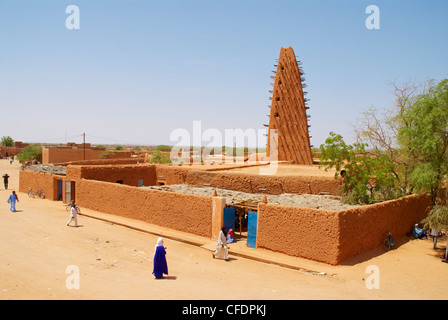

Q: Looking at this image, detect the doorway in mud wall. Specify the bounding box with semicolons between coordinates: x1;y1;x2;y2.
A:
65;181;76;203
226;199;259;245
224;204;257;246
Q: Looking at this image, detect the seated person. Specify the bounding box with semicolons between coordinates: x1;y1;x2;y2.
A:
412;224;428;239
226;228;236;243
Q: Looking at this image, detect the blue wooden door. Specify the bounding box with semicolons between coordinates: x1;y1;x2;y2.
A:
247;212;257;248
223;208;235;235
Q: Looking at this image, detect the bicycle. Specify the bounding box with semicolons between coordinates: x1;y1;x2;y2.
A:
28;187;45;199
28;187;35;198
36;189;45;199
383;232;394;251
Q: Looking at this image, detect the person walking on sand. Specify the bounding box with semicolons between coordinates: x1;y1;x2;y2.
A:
7;190;19;212
66;201;78;227
212;227;229;261
152;237;168;279
2;173;10;189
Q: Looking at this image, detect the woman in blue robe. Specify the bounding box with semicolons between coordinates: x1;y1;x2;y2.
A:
7;191;19;212
153;237;168;279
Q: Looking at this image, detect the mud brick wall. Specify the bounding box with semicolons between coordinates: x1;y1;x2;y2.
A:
257;202;340;264
185;170;341;195
76;179;214;238
337;195;432;262
66;164;157;187
18;169;61;201
257;194;432;265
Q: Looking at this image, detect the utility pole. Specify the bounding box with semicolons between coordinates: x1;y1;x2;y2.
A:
83;132;86;160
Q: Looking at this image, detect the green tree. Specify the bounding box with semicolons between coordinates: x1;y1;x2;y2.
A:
1;136;14;147
321;78;448;240
150;150;172;164
422;202;448;257
102;150;115;159
156;145;172;152
397;79;448;204
319;132;401;204
115;145;124;151
16;144;42;163
395;79;448;253
353;80;433;196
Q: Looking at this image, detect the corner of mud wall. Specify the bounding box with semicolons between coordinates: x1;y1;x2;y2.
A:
256;201;341;265
211;196;226;240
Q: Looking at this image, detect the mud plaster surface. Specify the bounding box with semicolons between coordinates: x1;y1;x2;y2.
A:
143;184;358;211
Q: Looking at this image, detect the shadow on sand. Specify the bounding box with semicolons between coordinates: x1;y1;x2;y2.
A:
340;235;448;266
339;236;413;266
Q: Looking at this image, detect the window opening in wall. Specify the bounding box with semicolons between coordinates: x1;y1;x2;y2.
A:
116;180;123;184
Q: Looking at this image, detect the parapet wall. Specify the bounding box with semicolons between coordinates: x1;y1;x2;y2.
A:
76;179;214;238
257;194;432;265
65;164;341;195
54;157;146;166
42;147;134;165
66;164;157;187
337;195;432;262
185;170;341;195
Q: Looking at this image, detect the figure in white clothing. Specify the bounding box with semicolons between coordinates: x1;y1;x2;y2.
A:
213;227;229;261
67;201;79;227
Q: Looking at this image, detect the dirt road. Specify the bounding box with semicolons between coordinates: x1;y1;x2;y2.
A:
1;159;447;300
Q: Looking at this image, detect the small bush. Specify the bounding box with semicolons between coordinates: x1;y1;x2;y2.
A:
150;150;172;164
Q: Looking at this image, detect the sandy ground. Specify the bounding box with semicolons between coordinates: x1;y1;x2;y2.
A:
1;159;448;300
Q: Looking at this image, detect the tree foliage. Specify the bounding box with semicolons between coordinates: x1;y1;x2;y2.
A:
397;79;448;204
150;150;172;164
156;145;172;152
1;136;14;147
422;203;448;233
319;78;448;212
319;132;401;204
16;144;42;163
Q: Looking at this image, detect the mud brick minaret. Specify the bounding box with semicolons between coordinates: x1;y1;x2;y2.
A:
265;47;313;165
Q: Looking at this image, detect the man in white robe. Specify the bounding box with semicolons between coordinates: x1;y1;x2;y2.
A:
213;227;229;261
67;202;79;227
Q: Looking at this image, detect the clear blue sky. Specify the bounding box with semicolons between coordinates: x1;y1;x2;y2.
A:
0;0;447;148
